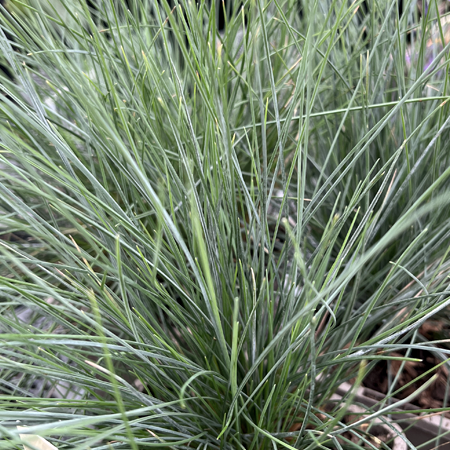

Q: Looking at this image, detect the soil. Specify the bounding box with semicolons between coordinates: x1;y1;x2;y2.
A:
318;404;399;449
420;320;450;344
362;321;450;418
339;421;397;449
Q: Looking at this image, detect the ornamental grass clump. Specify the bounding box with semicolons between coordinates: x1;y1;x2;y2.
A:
0;0;450;449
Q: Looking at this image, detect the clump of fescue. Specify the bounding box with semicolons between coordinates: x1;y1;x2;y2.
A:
0;0;450;449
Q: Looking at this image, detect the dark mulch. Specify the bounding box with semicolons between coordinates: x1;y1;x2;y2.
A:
363;322;450;418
